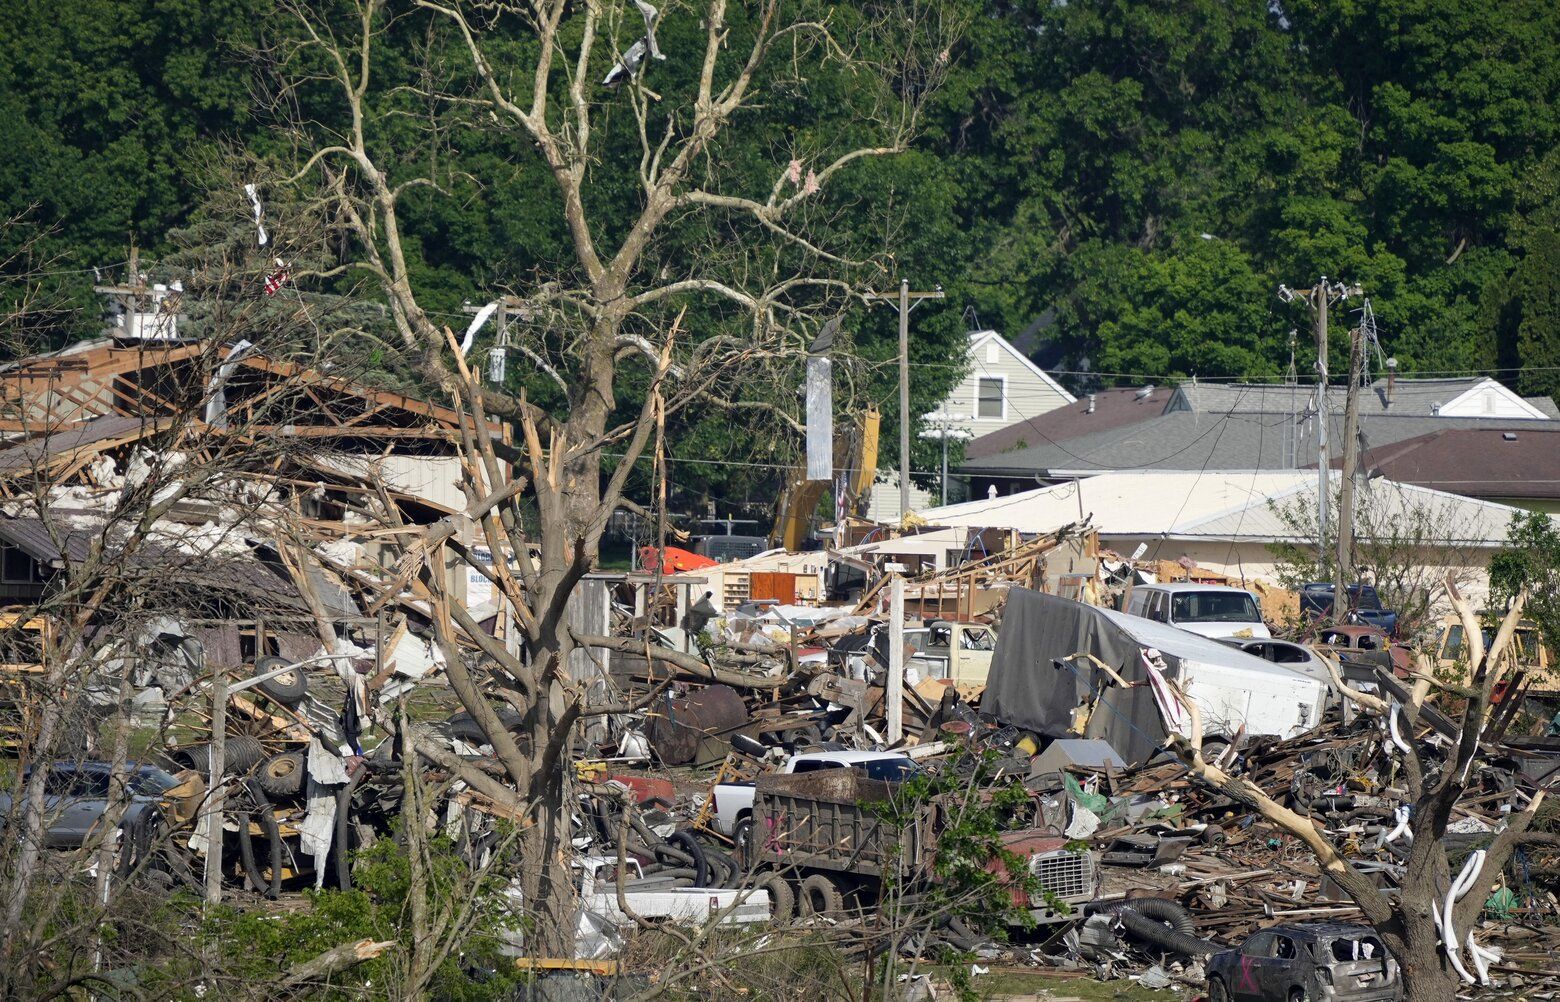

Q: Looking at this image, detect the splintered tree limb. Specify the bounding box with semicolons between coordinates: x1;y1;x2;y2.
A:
413;736;525;814
573;634;788;690
1166;686;1394;925
277;938;396;992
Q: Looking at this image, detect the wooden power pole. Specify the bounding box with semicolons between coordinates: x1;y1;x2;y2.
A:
864;280;943;519
1282;277;1363;622
1311;282;1330;568
1336;324;1366;605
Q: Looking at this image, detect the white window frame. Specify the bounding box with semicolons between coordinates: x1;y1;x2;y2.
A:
973;374;1008;421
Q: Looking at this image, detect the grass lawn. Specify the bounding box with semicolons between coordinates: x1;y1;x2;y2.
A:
936;967;1189;1002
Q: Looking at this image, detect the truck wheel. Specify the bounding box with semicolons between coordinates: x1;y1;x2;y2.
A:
257;751;306;797
761;874;794;923
782;724;822;750
253;656;308;707
799;873;843;918
733;817;756;871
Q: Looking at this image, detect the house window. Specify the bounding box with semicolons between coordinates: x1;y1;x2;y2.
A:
976;377;1005;419
0;546;40;584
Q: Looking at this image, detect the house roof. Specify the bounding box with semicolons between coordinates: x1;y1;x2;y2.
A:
961;376;1560;491
923;471;1309;536
917;470;1543;547
1173;377;1557;420
0;509;361;616
0;415;161;477
1336;426;1560;500
0;515;92;564
3;337;470;439
965;386;1171;460
966;330;1076;405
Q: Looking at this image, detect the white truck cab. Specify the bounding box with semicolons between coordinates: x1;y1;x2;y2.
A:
903;620;998;689
1125;583;1271;640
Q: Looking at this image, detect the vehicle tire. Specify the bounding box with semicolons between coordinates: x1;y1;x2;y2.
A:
799;873;844;918
1208;976;1230;1002
782;724;822;750
253;656;308;707
761;874;794;924
256;751;306;797
114;810;154;880
1289;989;1308;1002
733;817;756;871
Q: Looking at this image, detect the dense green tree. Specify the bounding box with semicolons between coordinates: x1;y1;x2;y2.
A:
7;0;1560;507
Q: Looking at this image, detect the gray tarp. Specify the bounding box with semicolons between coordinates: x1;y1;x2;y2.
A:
980;589;1174;766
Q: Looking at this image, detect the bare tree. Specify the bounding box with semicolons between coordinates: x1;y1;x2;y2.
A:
1167;580;1558;1002
1267;479;1486;635
268;0;960;952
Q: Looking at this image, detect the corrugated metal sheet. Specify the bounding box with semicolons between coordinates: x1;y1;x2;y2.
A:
917;470;1556;548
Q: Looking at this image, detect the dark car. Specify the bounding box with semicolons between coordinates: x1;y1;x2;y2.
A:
1299;584;1399;637
1207;923;1401;1002
0;762;183;847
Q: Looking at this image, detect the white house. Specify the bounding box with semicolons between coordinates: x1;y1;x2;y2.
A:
948;329;1077;432
866;329;1073;522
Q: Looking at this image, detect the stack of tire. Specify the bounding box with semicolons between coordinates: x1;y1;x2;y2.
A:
172;657;338;897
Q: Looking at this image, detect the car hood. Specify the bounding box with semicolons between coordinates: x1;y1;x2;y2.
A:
1177;622;1273;640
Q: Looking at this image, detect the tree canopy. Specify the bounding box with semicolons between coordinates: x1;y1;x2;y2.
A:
6;0;1560;507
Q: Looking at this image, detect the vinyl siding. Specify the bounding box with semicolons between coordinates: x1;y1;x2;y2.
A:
944;335;1071;431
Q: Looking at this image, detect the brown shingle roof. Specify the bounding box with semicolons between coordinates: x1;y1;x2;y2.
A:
1338;427;1560;500
965;386;1170;460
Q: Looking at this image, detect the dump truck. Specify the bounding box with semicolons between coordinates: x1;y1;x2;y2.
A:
744;766;1097;924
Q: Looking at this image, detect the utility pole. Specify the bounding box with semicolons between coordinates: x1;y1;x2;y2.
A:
1336;324;1365;606
887;575;904;744
864;280;943;519
205;666;226;908
93;244;181;340
1313;280;1330;568
918;418;971;505
1280;278;1362;621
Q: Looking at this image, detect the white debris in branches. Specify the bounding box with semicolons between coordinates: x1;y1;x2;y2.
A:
602;0;666;86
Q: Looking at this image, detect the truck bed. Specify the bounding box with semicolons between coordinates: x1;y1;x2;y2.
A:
751;769;933;878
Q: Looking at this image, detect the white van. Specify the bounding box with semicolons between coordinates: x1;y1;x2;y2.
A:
1124;583;1271;640
1099;607;1325;739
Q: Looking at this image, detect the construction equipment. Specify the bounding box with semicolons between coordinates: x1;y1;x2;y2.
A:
771;405;879;550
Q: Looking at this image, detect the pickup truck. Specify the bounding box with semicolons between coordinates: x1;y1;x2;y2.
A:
501;855;772;959
747;767;1097;924
903;620;998;692
708;750;917;844
1299;584;1399;637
